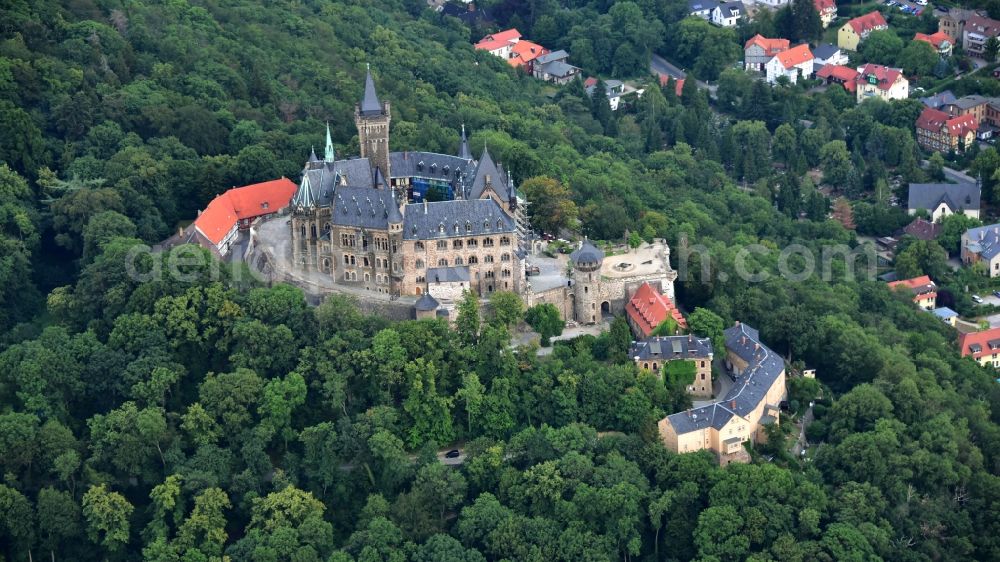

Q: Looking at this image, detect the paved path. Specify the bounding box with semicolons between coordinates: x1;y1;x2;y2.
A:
650;54;718;98
791;404;814;458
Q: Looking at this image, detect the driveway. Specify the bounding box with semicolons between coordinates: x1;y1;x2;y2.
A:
650;54;718;98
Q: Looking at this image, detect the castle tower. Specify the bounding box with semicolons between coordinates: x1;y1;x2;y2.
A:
355;65;391;181
571;239;604;324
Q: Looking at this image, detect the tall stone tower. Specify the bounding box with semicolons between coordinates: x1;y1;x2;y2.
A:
571;239;604;324
355;65;391;181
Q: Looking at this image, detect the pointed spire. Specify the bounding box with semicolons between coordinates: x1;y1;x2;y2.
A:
324;123;335;163
309;145;319;163
360;65;382;116
459;124;471;160
293;173;316;210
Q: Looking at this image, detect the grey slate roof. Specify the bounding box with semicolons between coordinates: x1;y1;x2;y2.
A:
537;60;579;78
402;198;515;240
414;293;440;311
932;306;958;319
535;50;569;65
629;335;714;362
389;151;473;182
570;239;604;265
947;95;989;110
908;182;981;213
665;322;785;435
812;43;840;60
329;185;397;230
459;126;472;160
689;0;719;11
304;160;375;206
964;223;1000;260
360;68;383;116
467;147;511;202
921;90;957;109
427;266;471;283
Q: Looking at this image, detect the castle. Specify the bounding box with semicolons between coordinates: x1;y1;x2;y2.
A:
289;68;529;299
282;68;677;324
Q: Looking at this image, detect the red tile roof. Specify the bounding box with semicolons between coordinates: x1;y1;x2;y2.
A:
914;31;953;49
814;0;836;14
626;282;687;338
474;29;522;51
744;34;790;56
658;75;686;96
846;11;887;35
958;327;1000;359
193;178;297;245
508;40;548;67
887;275;937;304
916;107;978;137
816;64;859;91
773;44;814;69
856;63;903;91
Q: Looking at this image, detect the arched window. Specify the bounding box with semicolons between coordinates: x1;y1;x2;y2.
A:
438;258;448;266
415;259;424;269
500;236;511;246
453;240;463;249
502;269;511;278
455;256;463;265
415;241;424;251
468;255;478;264
437;240;447;250
485;255;494;263
501;253;510;262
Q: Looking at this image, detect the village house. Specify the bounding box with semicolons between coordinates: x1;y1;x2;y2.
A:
473;28;521;58
855;63;908;102
962;14;1000;57
656;322;786;466
585;78;644;111
961;222;1000;276
915;107;978;153
914;31;955;57
630;335;714;397
902;217;941;241
764;44;814;84
814;0;838;27
171;178;297;258
688;0;718;20
933;307;958;326
532;50;580;84
908;181;981;221
624;281;686;338
507;40;548;73
921;90;958;110
838;11;888;51
744;34;789;72
958;327;1000;367
887;275;938;310
711;2;743;27
938;8;981;43
816;64;858;93
811;43;847;72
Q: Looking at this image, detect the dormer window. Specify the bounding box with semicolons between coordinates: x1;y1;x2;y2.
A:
496;218;503;230
466;221;472;233
438;223;445;234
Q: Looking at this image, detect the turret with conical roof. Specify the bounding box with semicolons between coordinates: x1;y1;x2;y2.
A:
355;64;391;181
572;238;604;324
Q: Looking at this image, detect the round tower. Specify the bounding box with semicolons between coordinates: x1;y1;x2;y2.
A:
571;239;604;324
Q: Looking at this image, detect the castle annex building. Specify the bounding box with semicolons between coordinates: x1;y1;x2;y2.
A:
289;69;529;298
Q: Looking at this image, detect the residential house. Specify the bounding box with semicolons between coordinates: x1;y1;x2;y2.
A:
172;178;297;258
961;222;1000;276
507;40;548;72
625;281;687;338
659;74;687;97
887;275;938;309
586;78;644;111
532;50;580;84
811;43;847;73
915;107;978;153
689;0;718;19
473;28;521;58
656;322;786;466
855;64;908;102
838;11;888;51
962;14;1000;57
942;95;990;123
902;217;941;240
920;89;958;109
764;44;814;84
630;335;714;397
712;2;743;27
908;181;981;220
938;8;980;43
814;0;838;27
744;34;790;72
914;31;955;57
958;327;1000;367
816;64;858;93
932;307;958;326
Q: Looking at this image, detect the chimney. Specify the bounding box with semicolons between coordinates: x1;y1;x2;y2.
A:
424;200;428;214
734;320;740;327
754;343;760;351
730;400;736;409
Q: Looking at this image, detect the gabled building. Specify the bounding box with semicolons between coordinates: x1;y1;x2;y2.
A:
914;31;955;57
532;50;581;84
764;44;814;84
855;64;908;102
959;327;1000;367
744;34;790;72
657;322;786;466
908;181;981;221
688;0;719;19
625;281;687;338
816;64;858;93
630;335;714;397
938;8;980;43
814;0;838;27
838;11;888;51
887;275;938;309
902;217;941;241
933;307;958;326
921;90;958;110
961;223;1000;276
916;107;978;153
474;28;521;58
712;2;743;27
811;43;847;72
507;40;548;72
941;95;990;124
962;15;1000;57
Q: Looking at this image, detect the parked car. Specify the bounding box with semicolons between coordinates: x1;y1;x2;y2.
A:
445;449;461;459
992;290;1000;298
972;294;984;303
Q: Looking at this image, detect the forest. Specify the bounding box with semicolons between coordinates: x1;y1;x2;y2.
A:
1;0;1000;561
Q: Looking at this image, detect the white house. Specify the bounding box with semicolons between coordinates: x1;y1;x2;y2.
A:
811;43;847;73
712;2;743;26
764;44;814;84
962;223;1000;276
688;0;719;19
908;182;981;221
